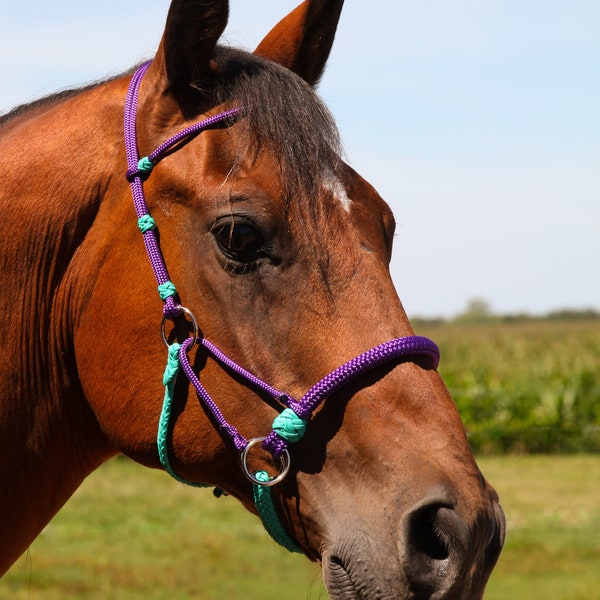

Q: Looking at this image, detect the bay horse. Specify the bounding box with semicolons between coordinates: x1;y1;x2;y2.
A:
0;1;504;597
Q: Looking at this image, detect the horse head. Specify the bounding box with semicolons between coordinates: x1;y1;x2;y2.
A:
0;1;504;597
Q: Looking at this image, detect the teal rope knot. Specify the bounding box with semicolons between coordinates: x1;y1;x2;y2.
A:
272;408;308;443
158;280;177;300
137;214;156;233
253;471;302;553
138;156;154;177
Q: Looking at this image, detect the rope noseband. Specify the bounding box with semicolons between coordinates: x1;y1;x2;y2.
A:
124;62;441;553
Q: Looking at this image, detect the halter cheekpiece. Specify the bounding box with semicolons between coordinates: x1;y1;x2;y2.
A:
124;61;441;553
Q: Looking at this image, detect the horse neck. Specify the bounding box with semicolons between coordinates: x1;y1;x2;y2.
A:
0;80;128;572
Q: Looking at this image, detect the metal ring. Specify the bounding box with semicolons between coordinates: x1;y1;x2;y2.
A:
161;305;199;348
240;437;291;487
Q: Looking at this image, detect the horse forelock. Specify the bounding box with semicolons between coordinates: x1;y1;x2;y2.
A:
209;46;343;218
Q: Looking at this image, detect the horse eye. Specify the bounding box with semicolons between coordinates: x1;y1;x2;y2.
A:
212;220;264;263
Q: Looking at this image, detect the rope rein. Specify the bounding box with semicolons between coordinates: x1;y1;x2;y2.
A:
124;62;440;553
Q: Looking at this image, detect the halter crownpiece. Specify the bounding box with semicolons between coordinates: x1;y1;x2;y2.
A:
124;62;441;552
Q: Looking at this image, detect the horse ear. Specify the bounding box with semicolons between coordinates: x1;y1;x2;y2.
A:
153;0;229;89
254;0;344;86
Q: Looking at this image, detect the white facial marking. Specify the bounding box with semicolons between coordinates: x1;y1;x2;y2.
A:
323;175;352;212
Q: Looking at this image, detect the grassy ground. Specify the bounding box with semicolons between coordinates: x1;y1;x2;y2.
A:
2;457;324;600
482;455;600;600
2;455;599;599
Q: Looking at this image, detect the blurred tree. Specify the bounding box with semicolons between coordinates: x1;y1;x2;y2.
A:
456;298;495;323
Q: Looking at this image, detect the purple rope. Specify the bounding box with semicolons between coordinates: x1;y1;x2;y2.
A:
124;61;176;315
201;339;293;405
175;336;294;452
178;338;249;452
262;336;440;457
179;334;439;458
175;336;295;453
124;61;151;169
295;336;439;418
124;62;241;318
147;109;242;167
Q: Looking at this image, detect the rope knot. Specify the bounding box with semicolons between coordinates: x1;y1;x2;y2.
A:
137;214;156;233
158;280;177;301
137;156;154;178
271;408;308;444
125;157;155;182
162;296;183;320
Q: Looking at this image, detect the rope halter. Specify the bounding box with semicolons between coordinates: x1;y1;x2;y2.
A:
124;61;441;553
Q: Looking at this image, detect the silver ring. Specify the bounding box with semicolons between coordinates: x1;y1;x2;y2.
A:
161;305;199;348
240;437;291;487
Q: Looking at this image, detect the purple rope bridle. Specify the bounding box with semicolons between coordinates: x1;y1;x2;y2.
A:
124;61;441;488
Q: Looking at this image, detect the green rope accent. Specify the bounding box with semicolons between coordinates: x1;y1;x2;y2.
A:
253;471;302;553
158;280;177;300
161;342;181;387
137;214;156;233
157;343;207;489
272;408;308;443
138;156;154;176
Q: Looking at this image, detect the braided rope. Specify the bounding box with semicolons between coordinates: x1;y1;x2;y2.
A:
253;472;302;553
157;343;208;488
124;61;242;317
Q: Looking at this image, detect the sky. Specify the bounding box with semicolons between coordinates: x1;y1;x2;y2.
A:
1;1;598;318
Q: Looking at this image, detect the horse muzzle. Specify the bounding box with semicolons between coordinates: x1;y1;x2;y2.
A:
321;492;506;600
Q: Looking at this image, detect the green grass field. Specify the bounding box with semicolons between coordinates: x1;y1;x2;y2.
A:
2;455;599;599
482;455;600;600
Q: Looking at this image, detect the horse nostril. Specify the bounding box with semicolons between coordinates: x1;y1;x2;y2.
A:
402;502;471;596
407;504;452;561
